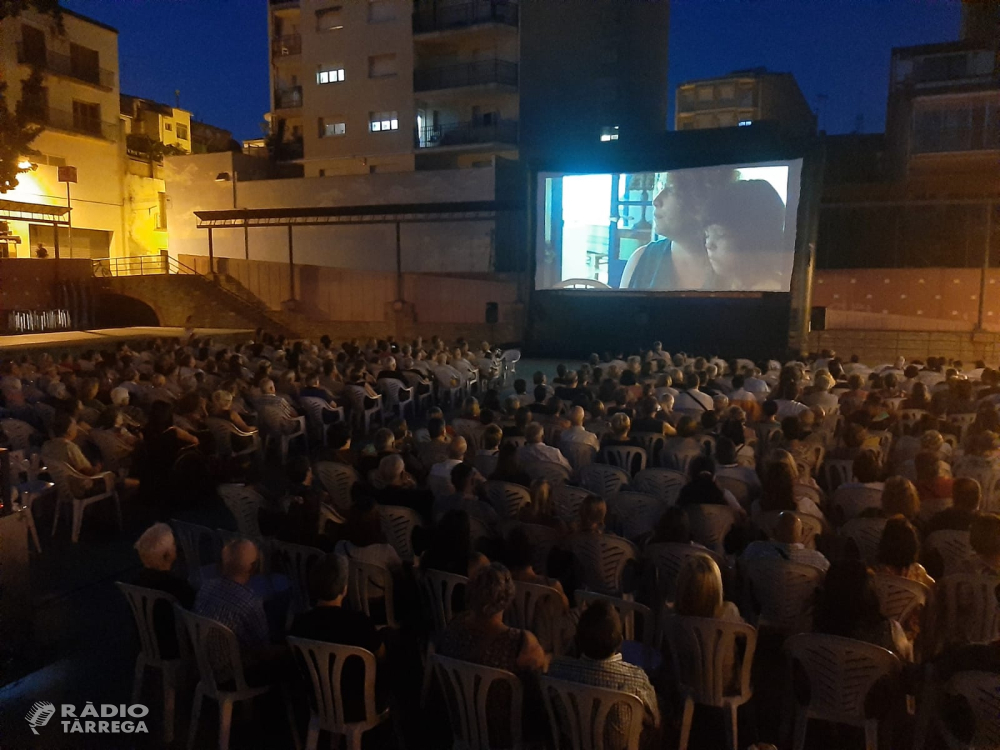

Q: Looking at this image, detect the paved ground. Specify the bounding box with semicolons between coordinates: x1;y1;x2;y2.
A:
0;327;254;353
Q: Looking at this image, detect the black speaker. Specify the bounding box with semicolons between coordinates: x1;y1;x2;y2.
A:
485;301;499;324
810;306;827;331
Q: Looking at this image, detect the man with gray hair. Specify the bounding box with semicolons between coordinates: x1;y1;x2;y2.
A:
559;406;600;452
133;522;194;658
517;421;571;471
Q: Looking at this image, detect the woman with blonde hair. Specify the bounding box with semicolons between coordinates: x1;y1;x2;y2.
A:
764;449;825;521
210;389;253;433
675;553;742;622
880;476;921;524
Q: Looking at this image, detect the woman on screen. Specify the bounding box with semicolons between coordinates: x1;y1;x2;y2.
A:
619;167;735;291
703;179;788;291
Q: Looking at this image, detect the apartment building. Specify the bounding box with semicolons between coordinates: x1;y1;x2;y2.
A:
121;94;193;154
267;0;671;177
674;69;815;135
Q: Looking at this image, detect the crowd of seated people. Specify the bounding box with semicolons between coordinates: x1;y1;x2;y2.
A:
11;335;1000;748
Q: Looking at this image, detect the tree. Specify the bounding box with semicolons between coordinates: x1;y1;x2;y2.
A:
0;0;61;192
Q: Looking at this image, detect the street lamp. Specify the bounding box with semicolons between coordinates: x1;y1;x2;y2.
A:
17;160;37;170
215;171;249;261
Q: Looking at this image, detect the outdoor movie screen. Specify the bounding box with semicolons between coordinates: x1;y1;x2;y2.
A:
534;159;803;293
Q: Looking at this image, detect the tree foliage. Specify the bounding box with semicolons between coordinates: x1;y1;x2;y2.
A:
0;69;45;193
126;133;187;161
0;0;61;22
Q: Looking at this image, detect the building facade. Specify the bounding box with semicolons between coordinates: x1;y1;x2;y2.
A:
267;0;670;177
674;68;815;135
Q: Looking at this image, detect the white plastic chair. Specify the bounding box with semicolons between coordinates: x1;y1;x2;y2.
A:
925;530;973;577
840;517;888;565
260;407;307;465
500;434;527;450
88;428;133;475
48;460;120;544
785;633;901;750
484;480;532;520
644;542;728;605
872;573;928;625
633;468;686;506
716;475;751;506
829;485;884;525
430;653;524;750
579;464;630;500
600;445;647;477
606;491;663;542
569;533;637;596
754;510;823;550
553;484;593;526
937;670;1000;749
500;349;521;384
287;637;389;750
664;614;758;750
632;431;665;467
506;580;566;653
171;519;220;587
539;676;644;750
899;409;929;428
576;590;654;646
0;417;37;450
345;385;383;435
298;397;345;446
823;459;854;494
934;574;1000;654
948;413;977;443
217;484;264;539
379;504;425;563
10;449;51;553
561;442;597;474
377;379;415;422
346;558;397;629
315;461;359;514
205;417;261;460
117;583;185;743
269;539;325;613
743;558;823;635
511;522;561;575
663;448;702;474
523;460;571;485
687;504;737;555
421;569;468;636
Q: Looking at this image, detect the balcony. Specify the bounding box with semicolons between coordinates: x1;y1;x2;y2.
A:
417;119;517;149
271;33;301;58
414;1;518;34
274;86;303;110
676;95;756;114
415;59;517;93
27;107;118;141
16;43;115;89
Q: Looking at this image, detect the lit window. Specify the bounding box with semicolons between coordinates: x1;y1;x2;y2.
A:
369;111;398;132
368;54;397;78
599;125;620;142
176;123;189;140
316;7;343;32
319;118;346;137
738;120;752;127
317;67;345;84
369;0;396;23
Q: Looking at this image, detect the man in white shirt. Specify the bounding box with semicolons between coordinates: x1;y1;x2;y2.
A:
802;370;840;411
673;371;713;414
742;368;770;396
428;437;476;499
742;512;830;572
559;406;601;452
517;422;571;471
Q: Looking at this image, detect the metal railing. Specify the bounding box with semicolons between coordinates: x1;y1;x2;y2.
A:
271;34;302;57
274;86;303;110
414;0;519;33
16;42;115;89
26;106;119;142
92;255;197;278
415;59;517;92
417;119;518;148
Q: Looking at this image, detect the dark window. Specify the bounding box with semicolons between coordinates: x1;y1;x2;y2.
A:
69;43;100;86
72;100;101;137
20;24;46;66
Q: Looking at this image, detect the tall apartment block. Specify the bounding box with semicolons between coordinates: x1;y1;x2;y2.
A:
267;0;671;177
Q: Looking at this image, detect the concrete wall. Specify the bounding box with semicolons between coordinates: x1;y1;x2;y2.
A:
807;329;1000;366
0;258;93;311
164;153;498;272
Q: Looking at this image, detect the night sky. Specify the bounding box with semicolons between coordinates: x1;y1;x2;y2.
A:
61;0;963;141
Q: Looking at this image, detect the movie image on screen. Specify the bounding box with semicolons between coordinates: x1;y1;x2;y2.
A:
534;159;803;292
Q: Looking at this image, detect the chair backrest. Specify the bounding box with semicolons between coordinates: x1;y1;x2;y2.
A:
663;448;702;474
506;580;565;638
575;590;654;646
633;468;686;506
205;416;240;457
829;485;884;526
664;615;757;706
925;529;973;577
715;475;750;506
500;435;527;450
871;573;929;624
299;397;336;441
754;510;823;550
512;522;561;575
631;432;666;467
421;569;469;635
561;442;597;473
570;533;638;596
431;653;523;750
217;483;264;538
553;484;593;526
948;412;977;441
315;461;359;513
170;519;220;586
823;459;855;494
940;671;1000;748
784;633;901;725
839;517;888;565
600;445;647;477
687;504;737;554
116;582;181;665
935;574;1000;652
346;557;396;628
699;434;717;458
743;558;824;634
379;504;424;563
174;605;250;696
579;464;630;499
606;491;663;542
898;409;929;427
645;542;728;604
88;429;130;474
269;539;325;612
523;460;571;485
287;637;383;732
539;676;644;750
484;480;532;520
0;418;36;450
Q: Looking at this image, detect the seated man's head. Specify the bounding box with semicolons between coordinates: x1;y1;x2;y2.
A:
134;523;177;571
462;397;480;418
259;377;276;395
569;405;586;427
308;552;349;606
221;539;259;584
970;513;1000;562
51;411;77;440
482;424;503;450
852;450;881;484
953;477;982;513
773;511;803;546
579;494;607;531
525;422;545;445
534;384;548;404
373;427;395;454
610;412;631;439
448;436;468;460
575;600;624;660
450;462;476;496
427;417;447;441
